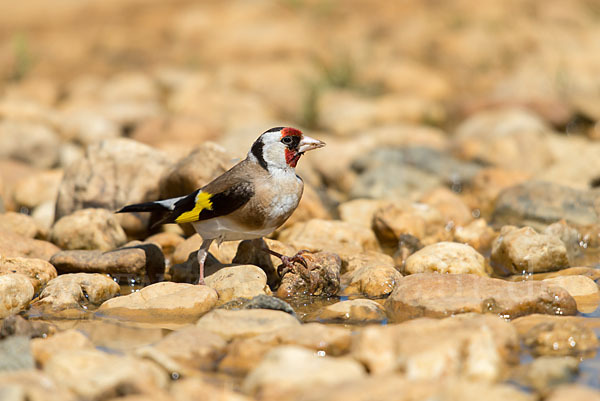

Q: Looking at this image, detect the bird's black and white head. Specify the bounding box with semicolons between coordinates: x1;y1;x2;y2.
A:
248;127;325;172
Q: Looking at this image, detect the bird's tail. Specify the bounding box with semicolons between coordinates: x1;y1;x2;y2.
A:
116;201;169;214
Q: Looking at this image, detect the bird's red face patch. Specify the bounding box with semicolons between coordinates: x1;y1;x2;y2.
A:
281;127;303;138
281;127;303;167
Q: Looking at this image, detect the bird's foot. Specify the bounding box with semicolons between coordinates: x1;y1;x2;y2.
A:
276;250;318;293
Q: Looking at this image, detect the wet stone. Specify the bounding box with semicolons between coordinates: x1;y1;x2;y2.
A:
0;315;54;340
242;345;366;400
135;326;227;375
492;181;600;229
98;282;217;324
512;356;579;392
34;273;120;314
403;241;488;276
0;370;76;401
44;349;168;401
341;264;402;298
232;238;296;288
222;294;296;316
385;273;577;322
0;274;34;319
0;256;57;293
352;314;518;381
50;243;165;284
307;299;387;324
30;329;94;367
276;252;341;297
542;275;599;298
205;264;272;305
219;323;352;376
0;336;35;372
491;226;569;275
196;309;300;341
519;317;598;357
49;208;127;251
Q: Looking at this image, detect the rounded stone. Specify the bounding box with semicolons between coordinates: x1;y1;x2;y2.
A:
50;208;127;251
404;241;488;276
0;274;34;318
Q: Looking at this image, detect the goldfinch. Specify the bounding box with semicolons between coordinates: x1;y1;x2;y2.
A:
117;127;325;284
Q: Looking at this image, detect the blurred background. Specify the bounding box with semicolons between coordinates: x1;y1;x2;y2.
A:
1;0;600;220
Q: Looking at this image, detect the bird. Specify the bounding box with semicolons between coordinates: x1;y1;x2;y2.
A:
116;127;325;284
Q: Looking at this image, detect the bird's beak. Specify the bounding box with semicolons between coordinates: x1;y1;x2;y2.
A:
298;136;326;153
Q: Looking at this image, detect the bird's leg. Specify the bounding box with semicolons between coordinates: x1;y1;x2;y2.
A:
196;239;213;285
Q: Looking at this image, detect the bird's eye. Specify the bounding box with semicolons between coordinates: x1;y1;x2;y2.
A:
281;136;293;145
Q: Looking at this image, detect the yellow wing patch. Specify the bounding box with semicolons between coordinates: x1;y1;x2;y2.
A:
175;192;213;223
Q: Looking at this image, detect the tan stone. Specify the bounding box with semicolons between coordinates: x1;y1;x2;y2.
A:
385;273;577;322
542;275;599;298
0;256;57;293
0;274;34;318
50;208;127;251
546;385;600;401
0;231;60;261
135;326;227;374
170;377;253;401
0;211;45;239
308;299;386;323
44;349;168;400
352;314;518;381
453;218;497;252
30;329;94;367
420;187;473;226
0;370;76;401
341;264;402;297
491;226;569;275
98;282;217;323
13;169;63;210
403;241;488;276
242;345;366;399
196;309;300;341
35;273;120;311
205;264;271;305
219;323;352;375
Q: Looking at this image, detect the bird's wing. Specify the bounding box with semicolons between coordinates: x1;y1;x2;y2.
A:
170;180;255;224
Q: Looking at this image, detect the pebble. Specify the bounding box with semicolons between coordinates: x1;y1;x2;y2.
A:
0;231;60;261
491;226;569;275
452;218;497;252
135;326;226;375
514;356;578;392
403;241;488;276
546;385;600;401
341;264;402;297
50;242;165;283
419;187;473;226
492;181;600;229
298;374;535;401
35;273;119;312
372;201;450;249
0;256;56;293
0;335;35;371
219;323;352;375
196;309;300;341
12;169;63;210
307;299;387;324
454;107;552;174
385;273;577;322
205;264;271;305
30;329;94;367
158;142;230;199
342;251;395;274
97;282;217;324
542;275;599;298
0;274;34;319
0;120;60;168
0;211;45;239
277;219;380;258
242;345;366;399
54;138;171;235
512;315;598;357
231;238;295;287
0;315;54;340
49;208;127;251
44;349;168;400
0;370;77;401
170;377;253;401
352;314;518;381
